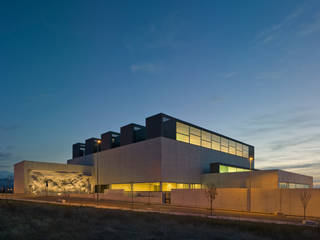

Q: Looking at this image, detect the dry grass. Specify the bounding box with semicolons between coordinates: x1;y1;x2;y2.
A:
0;199;319;240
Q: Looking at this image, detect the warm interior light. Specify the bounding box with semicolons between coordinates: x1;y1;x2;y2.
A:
97;140;101;144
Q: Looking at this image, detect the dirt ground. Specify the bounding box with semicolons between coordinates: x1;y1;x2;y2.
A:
0;199;319;240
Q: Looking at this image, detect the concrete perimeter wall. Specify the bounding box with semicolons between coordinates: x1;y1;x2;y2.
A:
68;191;163;204
171;188;320;218
171;189;248;211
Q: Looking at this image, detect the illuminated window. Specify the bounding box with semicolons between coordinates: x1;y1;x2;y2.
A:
220;137;228;153
190;127;200;136
111;183;161;192
176;183;189;189
212;134;220;143
176;121;251;159
236;143;242;151
221;137;228;147
212;141;220;151
279;182;288;188
190;135;201;146
219;164;250;173
201;140;211;149
176;122;189;135
228;140;235;154
176;133;189;143
219;165;229;173
162;182;177;191
133;182;160;191
228;147;235;154
243;145;249;158
242;150;249;158
201;130;211;142
111;184;132;191
229;140;235;147
236;143;243;157
190;184;201;189
221;146;228;153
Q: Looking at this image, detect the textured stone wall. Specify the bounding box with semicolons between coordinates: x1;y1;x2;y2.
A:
29;170;92;194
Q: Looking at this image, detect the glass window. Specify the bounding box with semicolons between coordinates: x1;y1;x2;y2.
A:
229;147;236;155
201;140;211;149
212;134;220;143
176;122;189;135
176;133;189;143
220;164;250;173
243;145;249;152
190;127;201;136
236;142;242;151
133;182;160;191
229;140;236;147
162;183;177;191
219;165;228;173
212;141;220;151
242;145;249;158
202;130;211;142
111;184;132;191
190;184;201;189
236;150;243;157
190;135;201;146
221;137;228;147
221;145;228;153
176;183;189;189
242;150;249;158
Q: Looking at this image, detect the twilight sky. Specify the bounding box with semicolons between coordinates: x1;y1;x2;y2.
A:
0;0;320;185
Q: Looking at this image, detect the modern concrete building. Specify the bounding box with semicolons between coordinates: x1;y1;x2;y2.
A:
14;113;313;194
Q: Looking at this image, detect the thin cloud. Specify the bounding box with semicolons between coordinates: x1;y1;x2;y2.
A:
262;162;320;171
299;12;320;35
254;6;305;45
124;12;187;51
130;63;156;73
221;72;237;79
0;152;12;161
256;71;282;80
0;124;19;131
233;107;320;184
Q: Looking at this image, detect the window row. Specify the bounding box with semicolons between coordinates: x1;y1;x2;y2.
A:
176;122;249;158
219;164;250;173
110;182;201;192
279;182;311;189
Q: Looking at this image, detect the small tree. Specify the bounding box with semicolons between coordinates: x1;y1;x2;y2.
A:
205;183;218;216
300;189;312;220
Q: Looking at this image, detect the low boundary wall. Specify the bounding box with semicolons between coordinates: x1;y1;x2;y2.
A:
170;188;320;218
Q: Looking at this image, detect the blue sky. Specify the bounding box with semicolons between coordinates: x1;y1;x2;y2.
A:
1;0;320;185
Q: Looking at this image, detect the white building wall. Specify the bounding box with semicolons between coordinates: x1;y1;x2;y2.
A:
96;137;162;184
160;137;251;183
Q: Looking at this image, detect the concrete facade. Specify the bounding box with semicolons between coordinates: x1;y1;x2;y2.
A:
94;137;251;185
201;170;313;189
